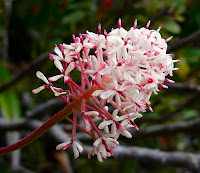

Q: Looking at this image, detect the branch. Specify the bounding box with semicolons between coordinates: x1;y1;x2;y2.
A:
141;93;200;123
80;145;200;172
136;118;200;137
1;117;200;171
168;83;200;93
3;117;200;139
0;52;49;93
114;147;200;172
26;98;65;119
167;29;200;53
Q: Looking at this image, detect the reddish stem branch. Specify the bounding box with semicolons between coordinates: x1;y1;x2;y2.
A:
0;104;73;156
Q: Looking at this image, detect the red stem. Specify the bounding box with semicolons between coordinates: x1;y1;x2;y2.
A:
0;104;73;156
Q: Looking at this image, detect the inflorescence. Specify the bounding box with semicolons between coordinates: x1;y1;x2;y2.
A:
33;19;179;162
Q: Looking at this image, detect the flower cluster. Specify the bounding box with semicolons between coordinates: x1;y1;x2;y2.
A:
33;19;179;162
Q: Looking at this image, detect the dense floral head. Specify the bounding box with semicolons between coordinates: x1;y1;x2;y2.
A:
33;19;179;162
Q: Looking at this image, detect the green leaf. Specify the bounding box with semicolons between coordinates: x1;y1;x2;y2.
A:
162;19;181;34
182;109;198;120
62;11;84;24
0;63;21;121
176;56;190;80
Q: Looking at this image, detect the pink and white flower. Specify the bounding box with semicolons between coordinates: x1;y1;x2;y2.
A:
33;19;179;161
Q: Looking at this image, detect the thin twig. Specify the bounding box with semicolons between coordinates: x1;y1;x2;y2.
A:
0;52;49;93
142;93;200;123
168;83;200;93
26;98;65;119
167;29;200;53
136;118;200;137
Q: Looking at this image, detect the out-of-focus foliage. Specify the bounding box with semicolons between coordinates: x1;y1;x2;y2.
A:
0;0;200;172
0;63;21;121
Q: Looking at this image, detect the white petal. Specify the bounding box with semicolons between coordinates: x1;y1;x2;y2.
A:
62;43;74;50
111;123;117;135
104;126;110;134
48;74;64;82
64;75;70;83
74;141;83;153
115;93;121;108
56;141;71;150
123;72;135;84
32;86;45;94
97;152;103;162
99;66;114;75
83;117;92;131
73;144;79;159
92;90;104;97
36;71;49;84
119;27;128;38
93;138;102;147
100;90;116;99
91;55;98;70
54;60;64;73
85;69;96;75
112;109;119;118
107;93;115;103
84;111;99;116
98;120;113;129
65;62;75;75
122;130;132;138
54;45;64;59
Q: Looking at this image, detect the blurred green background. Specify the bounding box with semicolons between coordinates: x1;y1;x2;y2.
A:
0;0;200;172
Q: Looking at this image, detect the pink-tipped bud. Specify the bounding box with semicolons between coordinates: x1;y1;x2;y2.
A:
79;33;83;44
173;59;180;63
118;18;121;29
145;20;151;29
104;29;109;38
157;25;162;32
129;120;139;131
146;103;153;112
72;34;76;42
165;78;175;83
158;83;168;89
59;44;66;50
98;23;101;35
165;36;173;42
135;102;146;112
173;67;179;70
133;19;137;29
82;34;89;38
49;53;55;60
